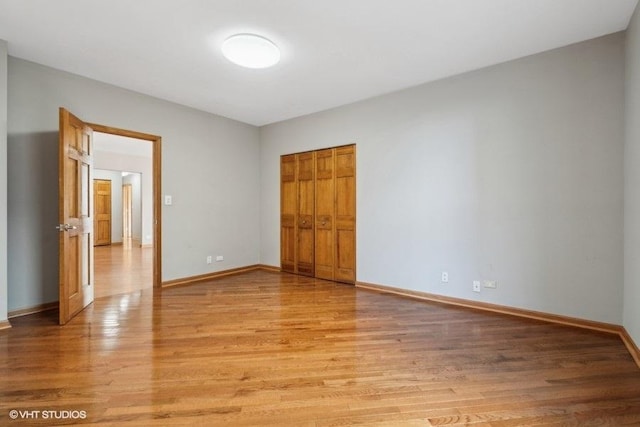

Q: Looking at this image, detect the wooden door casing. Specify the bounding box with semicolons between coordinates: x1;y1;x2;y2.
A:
93;179;112;246
59;108;94;325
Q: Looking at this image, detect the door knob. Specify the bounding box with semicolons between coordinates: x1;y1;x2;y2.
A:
56;223;78;232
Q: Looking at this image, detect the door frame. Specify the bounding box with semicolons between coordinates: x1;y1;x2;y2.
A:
88;122;162;289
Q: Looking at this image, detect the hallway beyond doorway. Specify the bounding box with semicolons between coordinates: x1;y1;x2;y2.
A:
94;239;152;298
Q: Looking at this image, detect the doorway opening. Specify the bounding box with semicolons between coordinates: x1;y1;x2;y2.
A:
57;108;162;324
89;124;162;297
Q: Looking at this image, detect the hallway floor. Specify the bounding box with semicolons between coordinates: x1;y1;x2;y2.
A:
94;239;152;299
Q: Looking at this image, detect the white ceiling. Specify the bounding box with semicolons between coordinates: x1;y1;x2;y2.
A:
0;0;637;126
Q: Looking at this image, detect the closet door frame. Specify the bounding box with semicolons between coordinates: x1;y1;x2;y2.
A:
280;144;356;284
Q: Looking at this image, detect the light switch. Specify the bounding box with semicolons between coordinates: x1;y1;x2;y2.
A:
164;195;172;206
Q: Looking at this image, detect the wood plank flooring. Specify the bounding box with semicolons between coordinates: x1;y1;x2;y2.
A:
1;271;639;426
94;240;152;299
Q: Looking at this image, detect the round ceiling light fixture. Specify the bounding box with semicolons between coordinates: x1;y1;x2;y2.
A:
222;33;281;69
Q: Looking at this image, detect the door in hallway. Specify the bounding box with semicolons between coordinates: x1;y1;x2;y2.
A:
122;184;132;239
94;179;112;246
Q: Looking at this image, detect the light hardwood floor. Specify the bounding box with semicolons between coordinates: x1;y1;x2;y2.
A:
94;240;153;299
1;271;639;425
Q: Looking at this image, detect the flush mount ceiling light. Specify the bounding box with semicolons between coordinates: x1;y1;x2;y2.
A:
221;33;280;69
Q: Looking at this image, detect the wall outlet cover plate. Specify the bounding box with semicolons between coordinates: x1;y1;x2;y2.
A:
484;280;497;289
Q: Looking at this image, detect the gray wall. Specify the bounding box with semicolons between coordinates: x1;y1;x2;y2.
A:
93;169;123;244
7;58;260;312
0;40;7;322
625;4;640;345
260;34;625;324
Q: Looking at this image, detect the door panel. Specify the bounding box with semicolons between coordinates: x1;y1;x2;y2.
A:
297;152;314;276
59;108;94;325
315;149;334;280
280;155;297;273
335;146;356;283
93;179;112;246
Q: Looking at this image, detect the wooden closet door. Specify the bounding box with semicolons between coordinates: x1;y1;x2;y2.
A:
335;146;356;283
315;149;335;280
280;155;297;273
296;152;315;276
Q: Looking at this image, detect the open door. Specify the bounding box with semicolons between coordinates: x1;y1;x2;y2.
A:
58;108;94;325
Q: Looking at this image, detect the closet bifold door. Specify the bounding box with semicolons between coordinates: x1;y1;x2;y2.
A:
335;145;356;283
314;148;335;280
280;154;297;273
281;145;355;283
296;152;315;276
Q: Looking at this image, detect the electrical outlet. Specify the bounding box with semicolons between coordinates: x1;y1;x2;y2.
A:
216;255;224;262
441;271;449;283
473;281;481;293
206;256;212;264
164;195;172;205
484;280;497;289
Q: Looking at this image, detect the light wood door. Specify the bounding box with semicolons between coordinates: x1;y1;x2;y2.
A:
281;144;356;284
315;149;335;280
58;108;94;325
335;146;356;283
123;184;132;239
297;152;315;276
93;179;112;246
281;155;297;273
